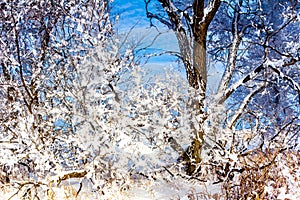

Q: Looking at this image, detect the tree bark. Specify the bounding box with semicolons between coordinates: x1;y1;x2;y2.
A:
184;0;220;175
148;0;221;175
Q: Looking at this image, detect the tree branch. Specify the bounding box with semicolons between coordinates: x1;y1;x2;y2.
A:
228;84;265;129
56;170;88;185
202;0;221;29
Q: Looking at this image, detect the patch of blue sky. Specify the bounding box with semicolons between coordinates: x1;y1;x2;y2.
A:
112;0;150;30
112;1;177;61
53;118;71;132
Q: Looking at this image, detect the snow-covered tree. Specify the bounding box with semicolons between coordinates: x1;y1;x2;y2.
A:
0;0;205;198
144;0;299;197
0;0;117;198
0;0;299;199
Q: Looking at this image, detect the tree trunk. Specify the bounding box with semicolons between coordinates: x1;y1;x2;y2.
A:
186;35;208;175
175;28;208;175
149;0;221;175
183;0;220;175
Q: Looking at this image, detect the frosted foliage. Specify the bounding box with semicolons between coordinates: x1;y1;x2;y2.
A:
34;45;200;198
0;0;120;198
1;40;198;198
1;0;300;199
73;47;194;174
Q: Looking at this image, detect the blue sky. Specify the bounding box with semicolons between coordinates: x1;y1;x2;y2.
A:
112;0;178;52
113;0;148;29
112;0;224;93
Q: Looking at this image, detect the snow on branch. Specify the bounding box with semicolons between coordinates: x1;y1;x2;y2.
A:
202;0;221;27
268;65;300;104
220;60;300;104
228;84;265;129
220;64;265;104
157;0;186;32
